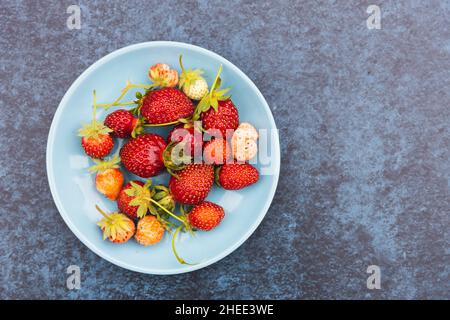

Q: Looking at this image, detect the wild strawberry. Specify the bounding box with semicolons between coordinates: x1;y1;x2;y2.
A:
96;205;135;243
216;163;259;190
135;215;165;246
120;133;166;178
78;99;114;158
88;155;124;200
188;201;225;231
231;122;259;161
203;138;232;165
80;133;114;158
117;180;152;220
148;63;178;87
178;55;208;100
201;99;239;138
194;65;238;137
104;109;142;138
140;87;194;124
169;164;214;205
167;124;203;157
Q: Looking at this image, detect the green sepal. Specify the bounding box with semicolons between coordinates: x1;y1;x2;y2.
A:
131;118;144;138
95;205;133;241
126;180;153;218
214;166;222;187
137;204;147;218
151;185;176;215
162;141;191;174
178;55;205;90
88;155;121;173
78;120;112;138
191;64;231;117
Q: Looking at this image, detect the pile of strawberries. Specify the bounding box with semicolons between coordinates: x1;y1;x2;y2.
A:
78;55;260;263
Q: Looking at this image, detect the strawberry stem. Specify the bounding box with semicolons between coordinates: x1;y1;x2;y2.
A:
95;205;111;221
146;198;186;225
98;81;153;110
210;64;223;100
143;120;180;127
92;90;98;125
179;55;186;73
171;225;195;265
96;101;136;108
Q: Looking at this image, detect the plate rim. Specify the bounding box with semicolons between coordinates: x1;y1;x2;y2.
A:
46;41;280;275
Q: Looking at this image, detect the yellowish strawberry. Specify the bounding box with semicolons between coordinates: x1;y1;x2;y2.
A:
135;215;165;246
96;205;135;243
88;155;124;200
149;63;179;87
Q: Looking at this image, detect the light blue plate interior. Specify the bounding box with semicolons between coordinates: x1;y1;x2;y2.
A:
46;42;280;274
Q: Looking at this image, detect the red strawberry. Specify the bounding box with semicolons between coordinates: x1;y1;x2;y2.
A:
169;164;214;205
141;87;194;124
81;134;114;158
168;124;203;157
203;138;232;165
201;99;239;138
188;201;225;231
117;181;146;220
104;109;142;138
194;66;238;138
120;133;166;178
217;163;259;190
78;96;114;158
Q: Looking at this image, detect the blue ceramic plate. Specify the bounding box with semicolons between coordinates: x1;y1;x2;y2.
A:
46;42;280;274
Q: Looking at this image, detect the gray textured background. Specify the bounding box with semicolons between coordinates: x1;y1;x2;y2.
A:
0;0;449;299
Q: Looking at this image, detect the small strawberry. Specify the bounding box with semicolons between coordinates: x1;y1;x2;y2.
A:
188;201;225;231
78;93;114;158
104;109;142;138
88;155;124;200
201;99;239;138
140;87;194;124
216;163;259;190
194;65;238;137
203;138;232;165
167;123;203;158
231;122;259;161
135;215;165;246
117;180;152;220
169;164;214;205
178;55;208;100
120;133;167;178
149;63;178;87
96;205;135;243
80;133;114;158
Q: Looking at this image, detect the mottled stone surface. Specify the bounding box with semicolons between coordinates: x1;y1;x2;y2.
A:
0;0;449;299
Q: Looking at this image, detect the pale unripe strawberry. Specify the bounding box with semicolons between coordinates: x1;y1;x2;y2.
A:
233;138;258;162
183;78;208;100
232;122;259;161
178;55;209;100
149;63;179;87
